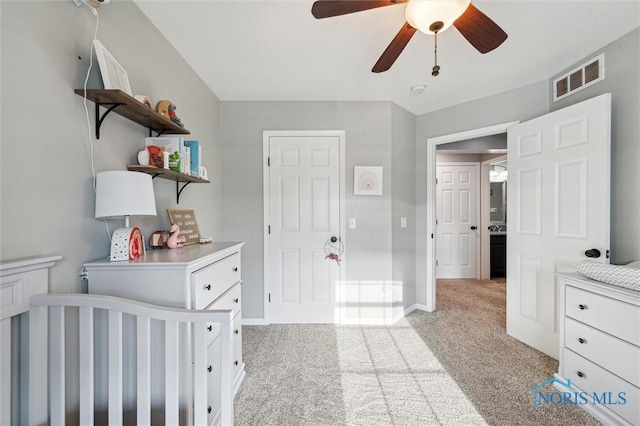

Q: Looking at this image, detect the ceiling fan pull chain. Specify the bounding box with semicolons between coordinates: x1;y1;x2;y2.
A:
429;21;443;76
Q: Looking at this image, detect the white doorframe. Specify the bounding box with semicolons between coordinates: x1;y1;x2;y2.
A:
262;130;346;324
480;154;508;280
425;122;518;312
435;162;481;279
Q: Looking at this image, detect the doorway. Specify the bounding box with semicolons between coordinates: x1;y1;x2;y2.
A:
425;121;518;311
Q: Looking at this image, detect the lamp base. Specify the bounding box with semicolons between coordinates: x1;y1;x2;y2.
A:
110;227;144;261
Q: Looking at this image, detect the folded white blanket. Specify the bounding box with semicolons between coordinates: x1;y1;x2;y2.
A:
576;260;640;291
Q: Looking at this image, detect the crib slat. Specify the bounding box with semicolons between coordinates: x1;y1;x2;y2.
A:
79;306;94;426
108;311;123;425
50;306;65;425
0;319;11;426
193;322;208;426
136;316;151;425
28;306;48;426
165;320;179;425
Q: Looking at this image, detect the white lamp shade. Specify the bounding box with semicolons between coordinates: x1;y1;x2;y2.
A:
405;0;471;34
95;171;157;219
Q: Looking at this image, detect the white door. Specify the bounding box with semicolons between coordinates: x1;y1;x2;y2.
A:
265;132;343;323
506;93;611;358
436;163;480;279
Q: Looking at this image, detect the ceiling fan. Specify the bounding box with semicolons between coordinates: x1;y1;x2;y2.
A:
311;0;507;74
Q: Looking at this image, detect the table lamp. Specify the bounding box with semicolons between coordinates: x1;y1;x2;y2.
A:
95;171;157;261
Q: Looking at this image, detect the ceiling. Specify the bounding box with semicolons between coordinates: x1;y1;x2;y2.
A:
133;0;640;116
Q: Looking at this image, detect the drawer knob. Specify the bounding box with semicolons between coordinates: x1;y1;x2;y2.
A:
208;365;212;373
234;329;239;335
207;325;213;332
577;337;586;344
233;267;238;272
578;304;587;310
234;298;239;303
204;284;211;291
234;360;239;366
577;371;585;378
208;406;212;414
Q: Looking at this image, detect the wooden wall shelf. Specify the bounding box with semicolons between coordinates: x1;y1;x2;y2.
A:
75;89;190;139
128;165;209;204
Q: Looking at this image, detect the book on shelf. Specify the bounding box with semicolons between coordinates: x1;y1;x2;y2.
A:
184;140;201;177
145;136;181;172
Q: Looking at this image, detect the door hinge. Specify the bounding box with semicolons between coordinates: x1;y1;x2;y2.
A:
431;234;434;239
606;250;610;259
267;157;270;167
436;219;438;225
268;293;271;302
436;260;439;266
268;225;271;234
436;178;438;184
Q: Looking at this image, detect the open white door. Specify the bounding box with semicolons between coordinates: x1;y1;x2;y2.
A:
506;93;611;359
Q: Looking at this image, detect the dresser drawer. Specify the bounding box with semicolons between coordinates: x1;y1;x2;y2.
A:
565;285;640;346
565;317;640;387
563;349;640;425
193;253;241;309
233;325;243;380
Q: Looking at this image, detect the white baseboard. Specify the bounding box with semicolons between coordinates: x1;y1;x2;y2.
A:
414;304;433;312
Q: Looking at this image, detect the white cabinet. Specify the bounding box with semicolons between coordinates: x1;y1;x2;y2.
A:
556;273;640;426
84;242;244;425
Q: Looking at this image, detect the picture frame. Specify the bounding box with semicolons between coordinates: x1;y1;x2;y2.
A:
93;40;132;95
167;209;201;246
354;166;383;196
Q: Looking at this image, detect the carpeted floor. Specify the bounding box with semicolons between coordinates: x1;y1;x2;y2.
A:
234;279;600;425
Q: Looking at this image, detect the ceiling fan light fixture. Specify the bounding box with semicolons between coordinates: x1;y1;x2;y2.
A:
405;0;471;34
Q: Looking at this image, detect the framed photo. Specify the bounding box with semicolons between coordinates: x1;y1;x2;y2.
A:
94;40;132;95
354;166;383;195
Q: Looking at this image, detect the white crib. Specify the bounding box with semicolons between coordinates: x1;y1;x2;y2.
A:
0;256;234;425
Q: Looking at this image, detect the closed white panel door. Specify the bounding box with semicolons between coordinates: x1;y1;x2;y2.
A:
436;163;480;279
268;135;341;323
506;93;611;359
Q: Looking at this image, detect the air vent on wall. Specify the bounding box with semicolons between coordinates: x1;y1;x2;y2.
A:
553;53;604;102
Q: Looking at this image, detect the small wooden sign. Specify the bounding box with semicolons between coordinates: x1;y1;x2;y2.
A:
167;209;201;246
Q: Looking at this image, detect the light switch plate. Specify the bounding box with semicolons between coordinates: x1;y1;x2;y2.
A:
401;217;407;228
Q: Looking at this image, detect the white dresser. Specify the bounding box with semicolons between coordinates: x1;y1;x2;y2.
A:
555;273;640;425
84;242;244;425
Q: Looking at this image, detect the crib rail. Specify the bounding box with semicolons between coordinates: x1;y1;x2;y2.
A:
29;293;234;426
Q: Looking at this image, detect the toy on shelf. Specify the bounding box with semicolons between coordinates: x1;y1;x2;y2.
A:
155;99;184;127
167;223;186;249
167;103;184;127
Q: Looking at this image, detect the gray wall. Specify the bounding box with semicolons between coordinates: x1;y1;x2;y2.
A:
219;101;417;320
549;28;640;264
414;82;550;305
1;1;221;417
391;104;417;316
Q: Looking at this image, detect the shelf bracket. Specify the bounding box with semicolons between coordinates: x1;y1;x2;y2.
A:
149;128;169;137
176;181;192;204
95;102;125;139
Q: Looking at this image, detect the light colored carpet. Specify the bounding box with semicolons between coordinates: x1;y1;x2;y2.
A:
234;279;600;425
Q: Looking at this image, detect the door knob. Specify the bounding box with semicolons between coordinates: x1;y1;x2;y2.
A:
470;226;477;230
585;249;601;258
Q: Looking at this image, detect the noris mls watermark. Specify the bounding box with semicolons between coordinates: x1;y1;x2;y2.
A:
531;377;627;408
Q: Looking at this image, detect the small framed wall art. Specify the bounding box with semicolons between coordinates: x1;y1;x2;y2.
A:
354;166;383;195
94;40;132;95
